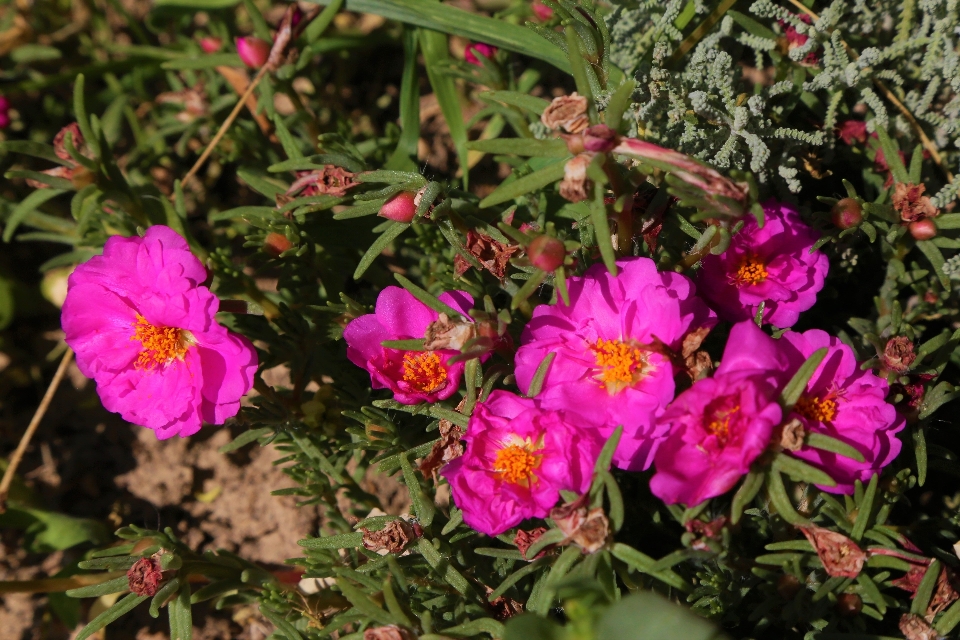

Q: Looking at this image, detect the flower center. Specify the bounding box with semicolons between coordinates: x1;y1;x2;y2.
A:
493;440;542;486
131;314;190;369
794;394;838;423
703;395;741;448
402;352;447;393
589;338;651;393
733;254;768;287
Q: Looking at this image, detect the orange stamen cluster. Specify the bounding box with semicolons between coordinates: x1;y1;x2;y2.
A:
590;338;649;393
493;440;542;486
703;396;741;447
131;314;189;369
402;352;447;393
733;254;769;287
794;394;838;423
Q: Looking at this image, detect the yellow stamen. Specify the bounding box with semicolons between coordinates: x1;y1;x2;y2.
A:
402;352;447;393
703;396;740;447
131;314;190;369
493;439;542;486
733;254;769;287
590;338;651;393
794;394;838;423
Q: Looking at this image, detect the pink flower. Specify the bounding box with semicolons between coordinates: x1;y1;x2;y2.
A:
781;329;904;493
532;0;553;20
837;120;867;145
442;391;602;536
697;200;828;328
650;322;785;505
343;286;476;404
0;96;9;129
61;226;258;439
199;37;222;53
236;36;271;68
465;43;497;66
514;257;716;471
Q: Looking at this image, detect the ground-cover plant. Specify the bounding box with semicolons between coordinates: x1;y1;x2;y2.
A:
2;0;960;639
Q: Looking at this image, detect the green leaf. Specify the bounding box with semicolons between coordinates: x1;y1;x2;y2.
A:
0;141;72;166
168;582;192;640
525;353;556;398
259;605;305;640
416;538;473;596
599;469;624;531
779;347;828;410
805;433;866;463
218;427;273;453
73;75;100;158
488;558;551;601
428;406;469;428
564;26;594;107
765;469;809;526
479;90;551;115
594;426;623;474
75;593;147;640
154;0;239;7
440;618;506;638
353;222;409;280
399;452;434;526
609;543;691;592
916;240;950;288
850;474;878;542
523;529;566;560
771;453;836;487
467;138;569;158
480;159;567;208
604;78;637;133
727;10;778;40
298;532;364;549
874;127;909;185
911;559;941;615
189;580;245;604
289;431;347;484
504;614;563;640
66;577;129;598
596;591;721;640
936;597;960;634
731;469;764;524
300;0;344;43
590;186;617;275
236;168;287;199
3;189;68;242
303;0;568;71
913;425;928;486
78;556;138;571
420;29;469;185
160;53;243;70
208;206;277;222
385;29;420;171
337;578;395;626
393;273;464;318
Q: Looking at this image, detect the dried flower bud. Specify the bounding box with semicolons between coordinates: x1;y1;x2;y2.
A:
424;313;476;351
454;231;518;280
831;198;863;229
559;154;591;203
582;124;619;153
836;593;862;617
199;37;222;53
541;93;589;134
527;235;566;272
514;527;550;560
894;183;939;223
236;37;271;68
910;219;938;240
883;336;917;374
378;192;418;223
550;496;610;554
419;419;464;479
489;594;524;620
777;574;802;600
899;613;938;640
361;519;421;554
465;42;497;65
264;232;294;257
127;557;164;596
778;418;805;451
363;625;416;640
799;526;866;578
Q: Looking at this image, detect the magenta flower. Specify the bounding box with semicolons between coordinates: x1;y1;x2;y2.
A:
465;43;497;66
697;200;828;328
781;329;905;493
236;36;270;68
514;257;716;471
61;226;258;439
650;321;785;506
343;286;476;404
0;96;10;129
442;391;601;536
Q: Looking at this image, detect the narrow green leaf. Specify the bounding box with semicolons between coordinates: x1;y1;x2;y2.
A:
75;593;147;640
610;543;691;592
875;127;909;185
399;452;434;526
525;352;556;398
524;529;566;560
765;469;810;526
66;576;129;598
73;75;100;158
209;206;277;222
479;90;550;115
218;427;272;453
0;141;71;166
916;240;950;288
5;170;74;191
467;138;569;157
428;406;469;428
337;578;395;626
599;469;624;532
913;426;927;486
3;189;68;242
779;347;828;410
594;426;623;474
300;0;344;43
805;433;866;463
479;159;566;208
386;28;420;171
771;453;836;487
78;556;138;571
731;469;764;524
189;580;245;604
417;538;473;596
936;598;960;634
289;431;347;484
526;546;581;614
160;54;243;70
420;29;468;185
353;222;409;280
168;582;192;640
381;339;425;351
487;558;550;601
911;559;941;615
850;474;878;542
393;273;463;318
298;532;364;549
856;573;887;614
259;605;305;640
149;578;181;618
604;78;636;133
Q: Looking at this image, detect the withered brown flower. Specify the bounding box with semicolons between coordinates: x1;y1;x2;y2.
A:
800;526;866;578
540;93;589;133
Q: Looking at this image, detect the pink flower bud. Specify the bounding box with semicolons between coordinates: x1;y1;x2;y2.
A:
0;96;10;129
831;198;862;229
236;36;271;68
465;43;497;66
532;0;553;20
264;232;294;257
582;124;619;153
379;192;418;223
527;235;566;271
909;218;937;240
199;37;222;53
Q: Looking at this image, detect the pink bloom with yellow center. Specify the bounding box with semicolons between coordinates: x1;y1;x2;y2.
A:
650;321;786;506
514;257;716;471
61;226;258;439
781;329;905;494
343;286;477;404
442;391;602;536
697;200;828;328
